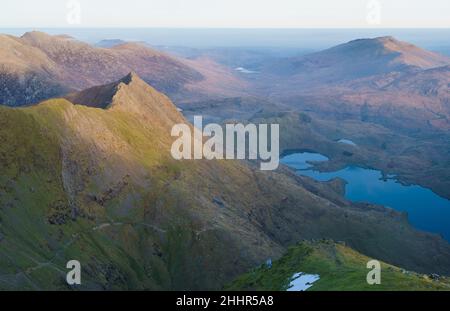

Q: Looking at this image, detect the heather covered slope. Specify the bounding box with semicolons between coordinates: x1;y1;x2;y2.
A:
263;36;450;83
0;34;70;106
254;37;450;132
0;31;245;107
1;74;450;290
18;31;202;93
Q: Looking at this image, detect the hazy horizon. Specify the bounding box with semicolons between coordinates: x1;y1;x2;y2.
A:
2;28;450;52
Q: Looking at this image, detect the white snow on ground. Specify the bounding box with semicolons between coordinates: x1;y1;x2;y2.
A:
287;272;320;291
337;139;357;146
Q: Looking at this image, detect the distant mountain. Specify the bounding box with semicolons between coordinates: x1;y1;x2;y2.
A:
0;33;71;106
255;37;450;132
0;31;245;107
2;73;450;289
19;31;203;93
264;36;450;84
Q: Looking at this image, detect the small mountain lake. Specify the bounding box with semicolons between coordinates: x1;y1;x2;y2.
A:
234;67;258;74
281;152;450;241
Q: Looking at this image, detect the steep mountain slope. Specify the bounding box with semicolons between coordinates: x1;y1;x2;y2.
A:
227;240;450;291
0;34;70;106
1;74;450;290
0;31;245;107
19;31;202;94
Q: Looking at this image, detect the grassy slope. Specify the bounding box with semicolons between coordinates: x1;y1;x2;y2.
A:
2;75;450;290
0;80;281;290
226;240;450;291
0;102;160;289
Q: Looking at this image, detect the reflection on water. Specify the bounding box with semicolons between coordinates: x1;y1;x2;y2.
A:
281;152;450;241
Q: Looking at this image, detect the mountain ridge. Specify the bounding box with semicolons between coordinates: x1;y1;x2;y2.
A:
0;31;246;107
2;74;450;290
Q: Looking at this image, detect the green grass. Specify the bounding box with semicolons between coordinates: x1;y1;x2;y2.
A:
0;97;237;290
226;240;450;291
1;90;450;291
0;100;180;290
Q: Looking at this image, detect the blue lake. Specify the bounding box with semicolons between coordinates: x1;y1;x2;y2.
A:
281;152;450;241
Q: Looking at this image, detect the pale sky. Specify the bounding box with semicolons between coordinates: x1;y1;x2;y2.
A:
1;0;449;28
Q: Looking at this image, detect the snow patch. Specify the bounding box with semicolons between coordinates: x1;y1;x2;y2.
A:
287;272;320;291
337;139;357;146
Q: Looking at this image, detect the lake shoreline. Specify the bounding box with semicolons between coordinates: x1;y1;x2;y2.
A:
281;151;450;242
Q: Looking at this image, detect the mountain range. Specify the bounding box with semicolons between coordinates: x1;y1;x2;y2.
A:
1;31;450;290
1;72;450;289
179;37;450;200
255;36;450;133
0;31;245;107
